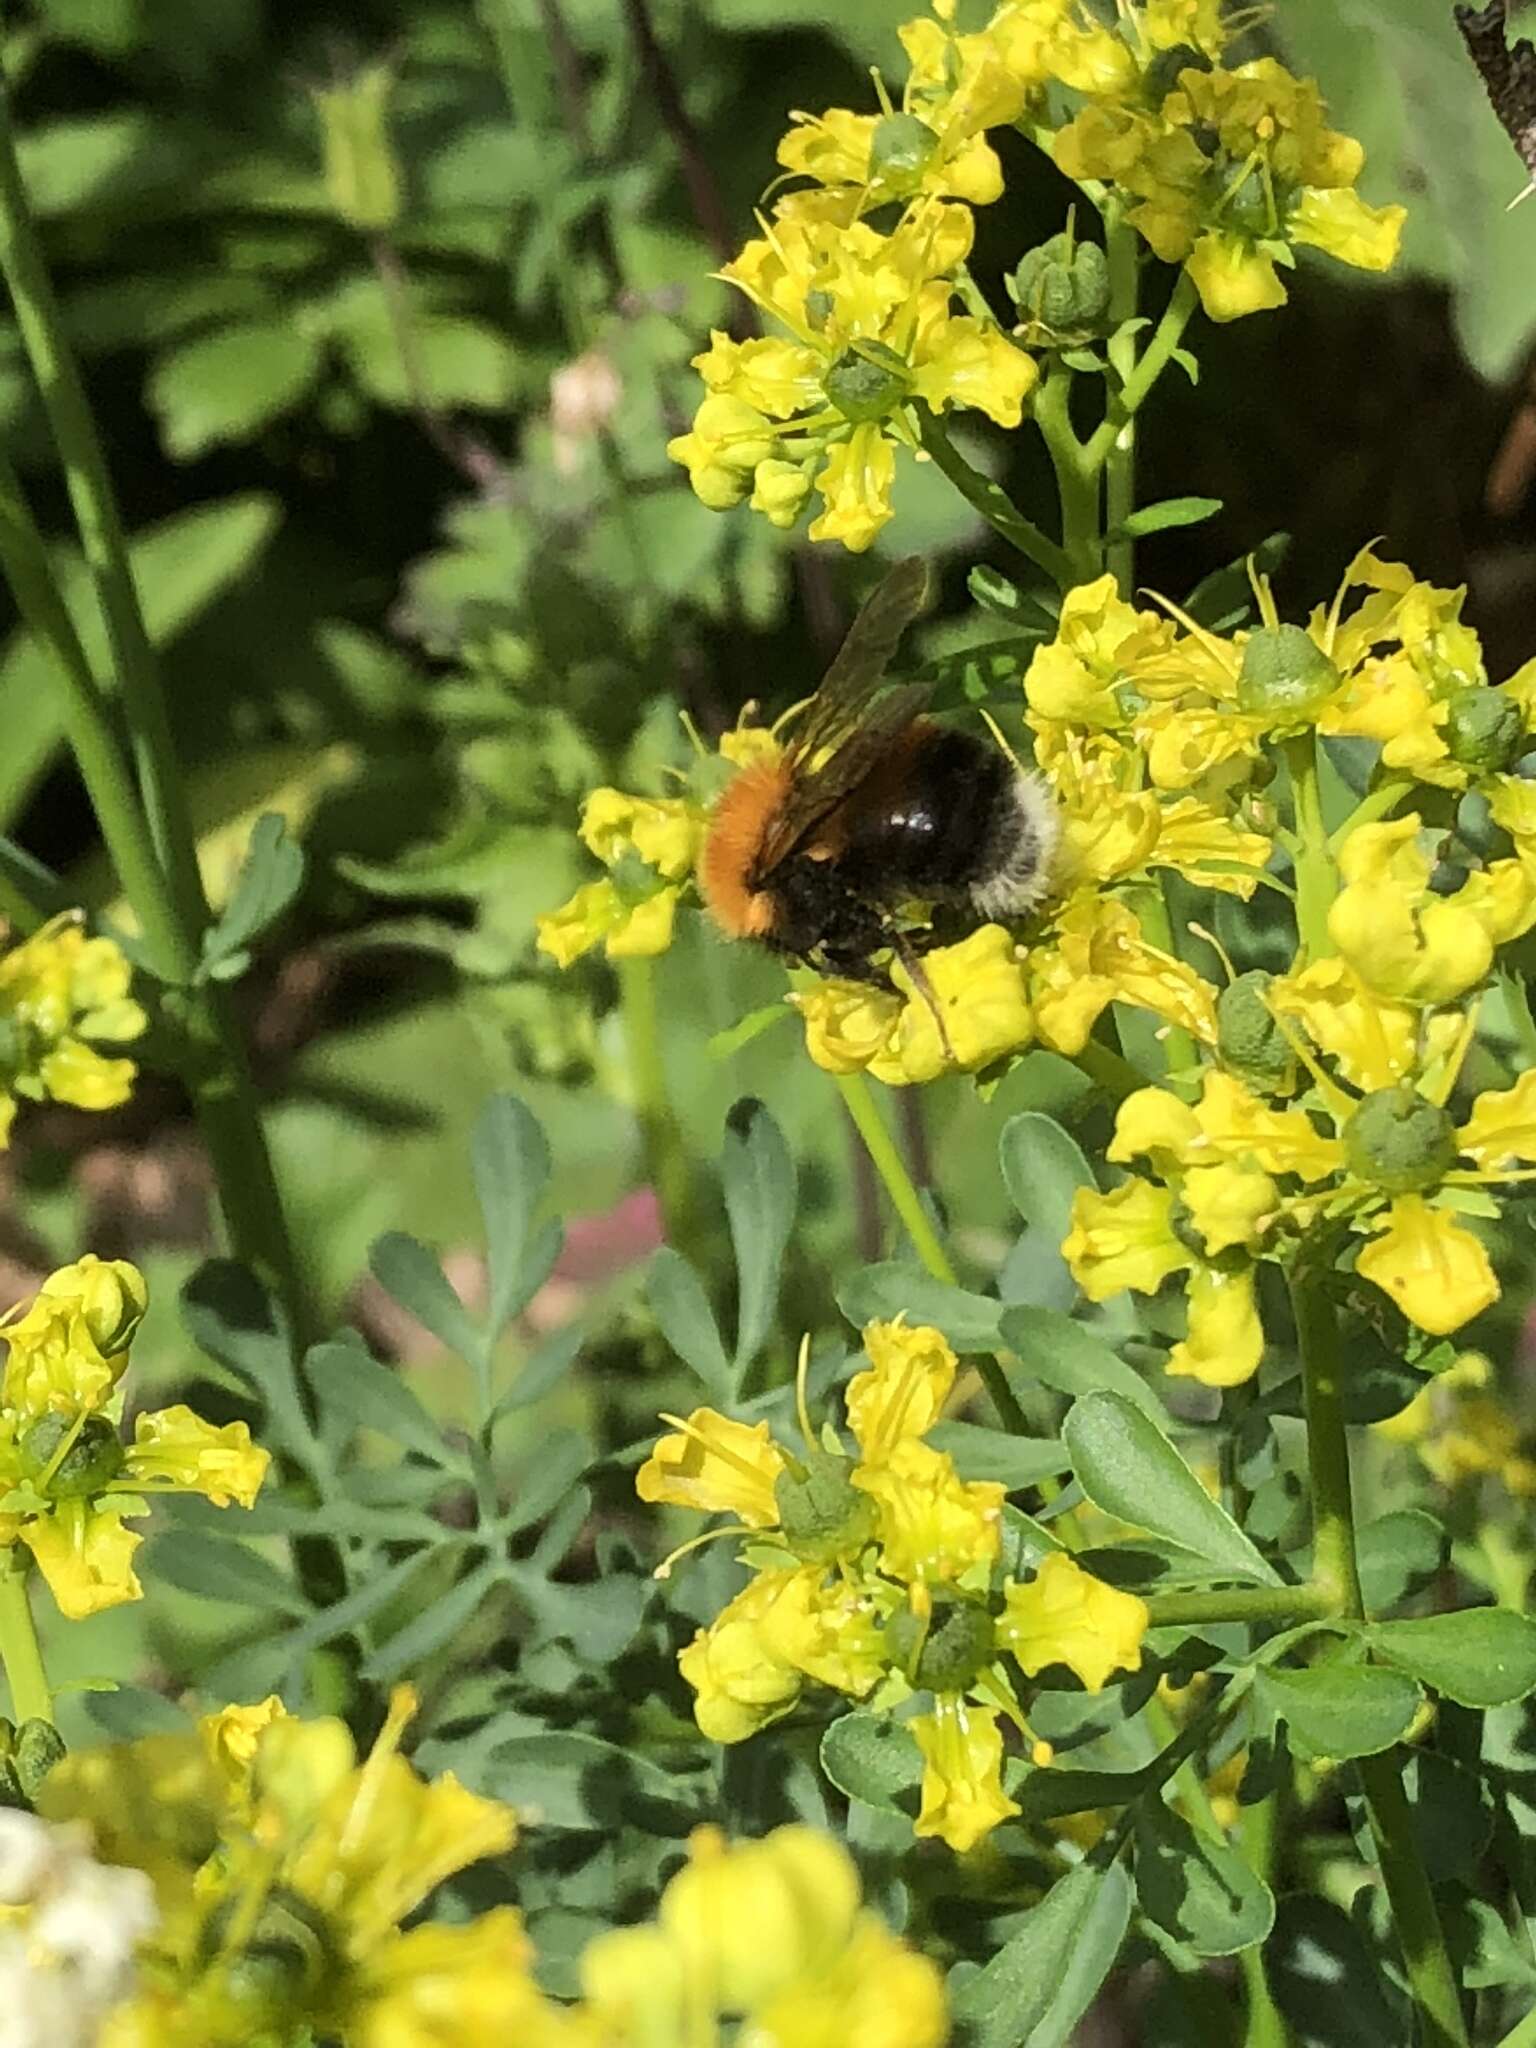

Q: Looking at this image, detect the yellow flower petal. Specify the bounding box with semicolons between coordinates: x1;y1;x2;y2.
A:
852;1439;1003;1585
1459;1070;1536;1171
999;1552;1148;1690
23;1502;144;1619
910;1697;1019;1853
846;1319;958;1463
636;1408;785;1527
1166;1261;1265;1387
1061;1180;1190;1300
808;425;898;554
1355;1196;1499;1337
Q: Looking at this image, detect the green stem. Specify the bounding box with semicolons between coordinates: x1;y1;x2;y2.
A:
618;956;692;1249
836;1070;957;1286
1238;1790;1292;2048
0;82;304;1321
0;76;205;941
1283;736;1337;961
1357;1752;1471;2048
1081;270;1200;474
0;1557;52;1726
917;411;1076;591
0;454;184;975
1292;1259;1467;2048
1034;364;1100;583
836;1070;1028;1435
1103;220;1141;597
1145;1583;1330;1629
1075;1036;1150;1103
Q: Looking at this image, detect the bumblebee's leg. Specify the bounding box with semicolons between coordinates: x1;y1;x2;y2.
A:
889;929;956;1064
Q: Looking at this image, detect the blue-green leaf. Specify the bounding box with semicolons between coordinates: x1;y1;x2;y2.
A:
721;1098;795;1381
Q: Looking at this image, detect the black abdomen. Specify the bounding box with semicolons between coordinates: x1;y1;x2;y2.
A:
836;729;1014;903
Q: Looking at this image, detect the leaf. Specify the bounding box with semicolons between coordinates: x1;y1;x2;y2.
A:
1000;1306;1166;1422
145;1530;306;1613
1109;495;1223;540
368;1232;485;1368
1367;1607;1536;1708
1254;1662;1423;1761
926;1420;1071;1488
201;812;304;973
362;1560;500;1682
148;319;324;460
503;1434;590;1535
179;1259;310;1457
950;1861;1133;2048
1183;531;1290;631
479;1730;706;1832
490;1322;584;1421
83;1687;193;1739
1356;1509;1447;1616
837;1263;1003;1350
998;1112;1096;1311
720;1098;795;1380
1134;1800;1276;1956
647;1249;731;1401
1063;1391;1280;1584
1268;1896;1404;2048
305;1339;447;1463
819;1712;923;1815
470;1093;553;1337
0;493;282;831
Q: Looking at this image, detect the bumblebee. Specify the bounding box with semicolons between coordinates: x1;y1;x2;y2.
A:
700;557;1058;985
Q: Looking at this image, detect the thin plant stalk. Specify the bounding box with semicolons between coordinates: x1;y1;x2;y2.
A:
0;1558;52;1726
1292;1259;1468;2048
0;81;303;1321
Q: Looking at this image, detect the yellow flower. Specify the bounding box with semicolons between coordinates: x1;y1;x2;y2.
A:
1354;1196;1499;1338
792;979;904;1075
1062;1179;1189;1300
1029;896;1218;1056
585;1825;946;2046
1024;574;1172;728
0;916;146;1140
998;1552;1148;1691
675;200;1035;552
535;877;680;966
1184;233;1288;322
1375;1354;1536;1496
845;1319;958;1463
200;1696;288;1814
1165;1261;1265;1386
636;1408;786;1528
578;789;704;880
2;1255;146;1417
347;1909;582;2048
22;1500;144;1619
852;1438;1004;1586
875;925;1034;1083
1267;960;1454;1094
1328;817;1509;1003
677;1569;813;1743
910;1696;1020;1853
777;102;1004;208
1180;1163;1280;1257
123;1406;269;1508
1458;1070;1536;1170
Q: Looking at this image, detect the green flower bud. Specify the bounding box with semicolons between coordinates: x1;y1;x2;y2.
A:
1223;165;1274;237
1236;626;1340;719
870;112;938;186
199;1885;333;2024
1009;232;1111;336
309;61;401;233
20;1413;125;1498
825;348;909;423
885;1591;996;1693
1217;970;1294;1091
804;287;836;331
775;1452;876;1564
1444;687;1523;773
14;1719;65;1803
1344;1086;1458;1195
1456;788;1501;859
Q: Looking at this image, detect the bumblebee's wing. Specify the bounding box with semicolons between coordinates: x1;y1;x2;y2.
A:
756;557;933;870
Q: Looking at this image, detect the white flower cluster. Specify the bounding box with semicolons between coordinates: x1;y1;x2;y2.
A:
0;1810;157;2048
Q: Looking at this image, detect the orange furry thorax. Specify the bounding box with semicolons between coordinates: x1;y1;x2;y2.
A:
699;757;794;938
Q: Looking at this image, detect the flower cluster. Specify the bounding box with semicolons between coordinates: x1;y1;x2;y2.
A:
637;1318;1148;1852
1375;1351;1536;1498
0;1257;268;1617
667;0;1400;549
579;1823;947;2048
0;916;145;1144
36;1693;943;2048
0;1808;157;2048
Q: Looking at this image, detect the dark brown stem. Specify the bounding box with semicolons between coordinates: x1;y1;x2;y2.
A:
369;238;505;489
621;0;735;265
